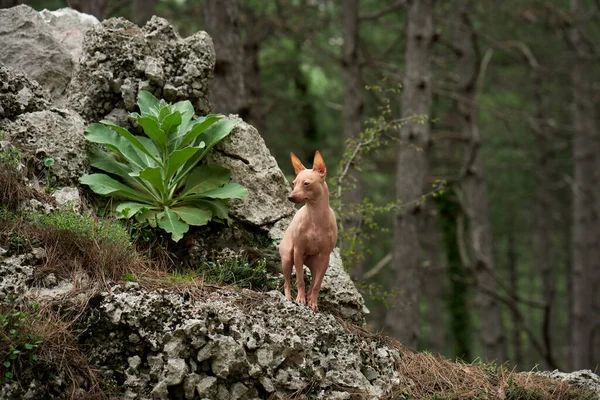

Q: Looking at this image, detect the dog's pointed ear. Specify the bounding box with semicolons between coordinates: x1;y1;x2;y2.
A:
290;152;306;175
312;150;326;177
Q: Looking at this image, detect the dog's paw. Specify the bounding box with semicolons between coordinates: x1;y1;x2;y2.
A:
295;292;306;305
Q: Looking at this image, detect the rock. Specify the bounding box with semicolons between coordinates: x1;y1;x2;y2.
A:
80;284;399;398
0;64;50;120
205;119;295;229
531;369;600;396
316;249;369;324
67;16;214;123
229;382;249;400
162;358;188;385
196;375;217;397
0;5;74;100
183;373;201;399
0;255;35;298
39;7;99;64
52;186;82;212
0;108;88;185
128;356;142;371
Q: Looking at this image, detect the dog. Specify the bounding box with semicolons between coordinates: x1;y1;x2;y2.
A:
279;151;338;311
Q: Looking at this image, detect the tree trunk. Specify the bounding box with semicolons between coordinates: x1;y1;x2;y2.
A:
438;193;472;360
383;0;434;349
530;64;557;371
132;0;158;27
241;7;265;134
506;215;523;367
203;0;246;116
341;0;365;277
569;0;600;371
421;204;447;353
454;4;506;362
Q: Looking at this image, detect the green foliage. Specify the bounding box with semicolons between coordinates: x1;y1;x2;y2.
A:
200;256;276;291
0;298;43;384
24;209;132;246
42;157;58;193
80;91;248;242
0;144;21;168
332;84;445;271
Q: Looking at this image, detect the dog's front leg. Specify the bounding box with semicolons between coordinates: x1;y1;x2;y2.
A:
293;248;306;305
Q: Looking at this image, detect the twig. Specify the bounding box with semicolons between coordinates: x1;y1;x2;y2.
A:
363;252;392;280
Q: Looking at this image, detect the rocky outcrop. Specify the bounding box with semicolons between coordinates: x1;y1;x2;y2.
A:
67;16;215;123
0;5;75;100
82;283;399;399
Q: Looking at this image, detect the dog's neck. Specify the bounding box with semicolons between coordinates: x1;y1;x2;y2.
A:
305;182;330;216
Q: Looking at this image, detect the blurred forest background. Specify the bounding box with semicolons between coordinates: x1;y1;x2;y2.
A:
2;0;599;374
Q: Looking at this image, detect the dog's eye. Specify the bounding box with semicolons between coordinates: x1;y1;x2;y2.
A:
303;181;309;186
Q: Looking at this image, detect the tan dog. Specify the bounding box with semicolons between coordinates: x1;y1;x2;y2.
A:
279;151;338;311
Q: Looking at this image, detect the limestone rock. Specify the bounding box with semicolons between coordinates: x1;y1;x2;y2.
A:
67;16;214;123
39;7;99;64
205;119;295;229
0;109;88;185
80;284;400;399
530;369;600;396
0;254;35;298
52;186;82;212
0;64;50;120
0;5;74;100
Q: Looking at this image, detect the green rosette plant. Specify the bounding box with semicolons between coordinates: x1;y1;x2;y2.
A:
80;91;248;242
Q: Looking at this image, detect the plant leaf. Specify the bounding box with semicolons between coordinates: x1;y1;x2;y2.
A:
178;115;222;149
172;100;194;126
172;206;212;226
115;202;152;218
136;115;167;150
138;90;160;117
182;165;232;195
161;110;182;138
137;210;160;227
101;120;160;164
166;147;202;183
192;199;231;223
157;208;189;242
88;147;150;191
85;123;147;169
188;183;248;199
132;166;164;193
173;119;240;186
80;174;153;203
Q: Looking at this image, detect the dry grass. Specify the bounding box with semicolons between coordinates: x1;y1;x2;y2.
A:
0;163;50;211
386;347;596;400
332;318;596;399
0;214;146;288
0;299;107;399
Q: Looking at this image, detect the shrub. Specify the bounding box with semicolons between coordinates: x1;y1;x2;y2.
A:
80;91;248;242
